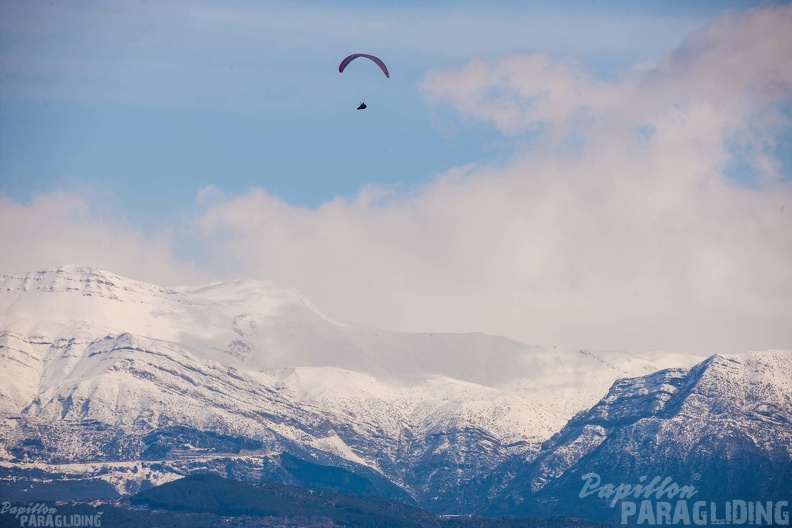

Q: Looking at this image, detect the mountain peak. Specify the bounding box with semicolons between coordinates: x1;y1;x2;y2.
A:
0;265;174;297
1;266;788;514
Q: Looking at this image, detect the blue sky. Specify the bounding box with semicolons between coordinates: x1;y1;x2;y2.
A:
1;1;791;355
1;1;736;224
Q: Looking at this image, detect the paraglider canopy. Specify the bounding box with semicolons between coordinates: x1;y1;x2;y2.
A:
339;54;390;78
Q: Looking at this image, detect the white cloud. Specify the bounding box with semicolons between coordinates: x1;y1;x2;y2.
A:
195;185;226;206
421;5;792;136
2;6;791;356
0;192;211;286
194;6;792;355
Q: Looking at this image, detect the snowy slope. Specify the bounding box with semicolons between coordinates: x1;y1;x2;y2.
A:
488;349;792;520
0;265;705;502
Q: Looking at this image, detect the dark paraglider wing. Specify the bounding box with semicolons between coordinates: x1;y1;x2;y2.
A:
339;54;390;78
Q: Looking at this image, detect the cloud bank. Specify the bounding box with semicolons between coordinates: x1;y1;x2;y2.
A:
3;6;791;355
0;193;210;287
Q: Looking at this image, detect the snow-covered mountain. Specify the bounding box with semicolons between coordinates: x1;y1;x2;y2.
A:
1;265;764;510
486;350;792;521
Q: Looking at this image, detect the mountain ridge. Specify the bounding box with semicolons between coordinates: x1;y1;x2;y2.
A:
485;349;792;521
3;265;788;517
